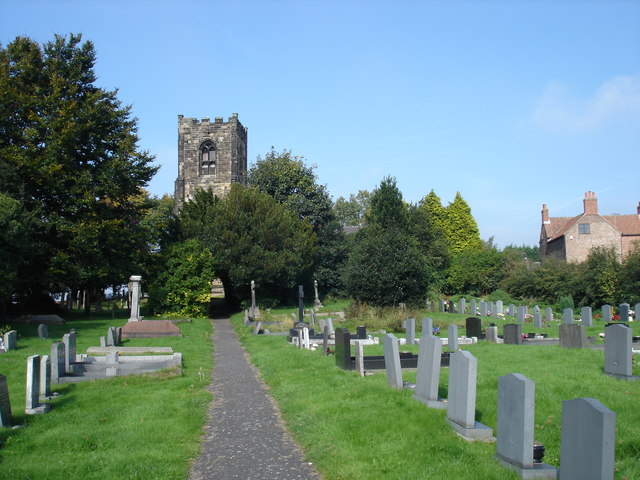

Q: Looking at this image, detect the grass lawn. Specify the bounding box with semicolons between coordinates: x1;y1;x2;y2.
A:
233;303;640;480
0;310;213;480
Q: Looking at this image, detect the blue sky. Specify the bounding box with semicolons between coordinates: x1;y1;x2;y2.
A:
2;0;639;248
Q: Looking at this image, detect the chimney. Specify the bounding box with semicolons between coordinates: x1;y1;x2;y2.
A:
583;191;598;215
637;201;640;217
542;204;550;224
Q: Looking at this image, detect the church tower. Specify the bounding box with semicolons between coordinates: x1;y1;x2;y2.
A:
174;113;248;210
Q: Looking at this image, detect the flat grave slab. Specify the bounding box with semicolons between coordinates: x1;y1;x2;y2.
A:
86;346;174;355
121;320;180;338
12;314;65;325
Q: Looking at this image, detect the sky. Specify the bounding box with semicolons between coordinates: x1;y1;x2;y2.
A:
2;0;639;248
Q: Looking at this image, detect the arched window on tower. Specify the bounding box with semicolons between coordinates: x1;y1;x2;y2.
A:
200;142;216;176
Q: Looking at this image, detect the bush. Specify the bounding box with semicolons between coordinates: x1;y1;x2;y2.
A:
557;295;574;311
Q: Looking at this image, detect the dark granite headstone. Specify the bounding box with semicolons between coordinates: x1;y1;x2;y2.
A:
0;374;12;427
334;328;352;370
559;324;587;348
448;300;456;314
297;285;304;323
465;317;482;339
503;324;522;345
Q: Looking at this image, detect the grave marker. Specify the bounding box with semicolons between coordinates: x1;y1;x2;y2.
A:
26;355;50;414
414;334;446;408
0;374;12;427
128;275;142;322
383;334;403;389
480;301;487;317
38;324;48;339
559;324;587;348
601;305;612;322
458;298;466;315
485;326;499;343
604;324;632;378
516;306;525;323
355;341;365;377
470;299;477;315
406;318;416;345
446;351;493;441
448;324;458;351
51;342;65;383
504;324;522;345
496;300;504;315
619;303;630;322
449;300;456;314
62;331;76;374
40;355;52;401
562;308;574;324
545;307;553;323
297;285;304;323
313;280;323;308
439;299;446;312
533;311;542;328
421;317;433;337
560;398;615;480
508;304;515;316
4;330;17;350
465;317;482;339
581;306;593;327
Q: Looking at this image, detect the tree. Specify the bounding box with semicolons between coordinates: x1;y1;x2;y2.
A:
574;246;621;307
408;203;450;290
444;192;483;253
176;184;317;308
620;242;640;304
445;246;504;296
421;190;447;236
248;148;346;296
334;190;371;226
0;34;156;309
365;177;408;230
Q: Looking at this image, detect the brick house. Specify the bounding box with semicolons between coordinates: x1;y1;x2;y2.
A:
540;192;640;262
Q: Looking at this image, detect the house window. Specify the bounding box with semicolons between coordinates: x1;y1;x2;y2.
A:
578;223;590;234
200;142;216;176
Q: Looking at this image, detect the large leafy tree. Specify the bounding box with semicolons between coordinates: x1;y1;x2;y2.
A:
248;148;346;296
0;34;156;309
334;190;371;227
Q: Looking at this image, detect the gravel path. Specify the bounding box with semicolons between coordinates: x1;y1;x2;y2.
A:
188;316;321;480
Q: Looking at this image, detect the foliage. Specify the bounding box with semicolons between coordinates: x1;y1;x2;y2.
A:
573;246;620;307
557;295;574;311
445;246;504;296
620;242;640;303
146;239;216;317
248;148;346;296
364;176;408;230
343;225;427;306
0;34;156;308
334;190;370;226
443;191;483;253
502;243;541;263
420;190;447;236
408;203;450;290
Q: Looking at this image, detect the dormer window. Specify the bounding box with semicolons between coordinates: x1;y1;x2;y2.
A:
200;142;216;176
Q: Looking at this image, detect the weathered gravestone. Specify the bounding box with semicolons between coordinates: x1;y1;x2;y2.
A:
485;326;499;343
309;310;316;325
25;355;50;414
354;341;365;377
421;317;432;337
581;306;593;327
495;373;556;478
4;330;17;351
470;299;477;316
383;334;403;389
313;280;322;308
107;327;117;347
491;302;498;318
601;305;612;322
413;334;446;409
508;304;516;316
545;307;553;323
334;328;351;369
51;342;65;384
560;398;615;480
533;311;542;329
39;355;52;401
449;300;456;314
405;318;416;345
466;317;482;339
446;351;493;441
516;306;525;324
619;303;630;322
533;305;540;315
496;300;504;315
504;324;522;345
480;301;487;317
448;324;458;351
559;324;587;349
322;326;330;356
128;275;142;322
458;298;466;315
0;374;12;427
62;331;76;375
243;310;250;325
604;324;633;378
562;308;574;324
38;324;48;340
319;318;335;335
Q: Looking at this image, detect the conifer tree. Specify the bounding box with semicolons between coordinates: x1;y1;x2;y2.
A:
444;192;483;253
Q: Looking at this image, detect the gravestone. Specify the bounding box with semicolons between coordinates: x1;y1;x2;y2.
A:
581;306;593;327
465;317;482;339
496;300;504;315
0;374;12;427
533;305;540;315
243;310;250;325
40;355;52;401
533;311;542;328
562;308;574;324
601;305;612;322
545;307;553;323
446;351;493;441
253;321;262;335
354;341;365;377
421;317;433;337
604;324;632;378
383;334;403;389
449;300;456;314
508;304;515;316
491;302;498;318
495;373;556;478
297;285;304;323
62;331;76;374
485;326;498;343
488;301;494;316
413;335;445;408
107;327;117;347
516;306;525;323
51;342;65;383
636;303;640;321
313;280;323;308
38;324;48;339
503;324;522;345
309;310;316;325
448;324;458;351
439;299;446;313
559;324;587;348
480;301;487;317
322;326;330;356
405;318;416;345
334;328;351;369
458;298;466;315
560;398;615;480
4;330;17;350
470;299;477;316
128;275;142;322
26;355;50;414
100;336;107;347
619;303;630;322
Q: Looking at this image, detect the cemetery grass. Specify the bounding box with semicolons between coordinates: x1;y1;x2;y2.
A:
0;311;213;480
233;306;640;480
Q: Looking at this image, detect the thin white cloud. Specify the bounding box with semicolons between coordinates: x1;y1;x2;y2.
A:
531;74;640;133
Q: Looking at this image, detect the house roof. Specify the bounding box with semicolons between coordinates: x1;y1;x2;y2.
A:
604;215;640;236
545;213;640;241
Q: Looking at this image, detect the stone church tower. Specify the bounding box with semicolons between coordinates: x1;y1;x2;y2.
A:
174;113;248;210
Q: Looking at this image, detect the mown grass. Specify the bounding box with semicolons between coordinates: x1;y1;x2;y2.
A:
0;311;213;480
233;303;640;480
